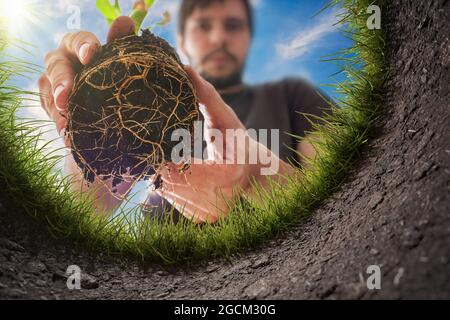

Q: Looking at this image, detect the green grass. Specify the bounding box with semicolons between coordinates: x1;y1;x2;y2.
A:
0;0;386;265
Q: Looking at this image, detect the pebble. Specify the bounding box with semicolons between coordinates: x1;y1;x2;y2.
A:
0;238;25;252
81;273;99;290
368;192;385;210
251;255;271;269
26;261;47;274
7;288;28;298
243;279;272;299
393;268;405;286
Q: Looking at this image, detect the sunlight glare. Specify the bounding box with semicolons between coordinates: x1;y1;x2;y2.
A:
0;0;32;36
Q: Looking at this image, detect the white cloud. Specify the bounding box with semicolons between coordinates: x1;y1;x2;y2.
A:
276;7;344;60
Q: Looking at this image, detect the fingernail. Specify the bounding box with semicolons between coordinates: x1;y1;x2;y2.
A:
59;128;66;138
78;43;90;63
54;84;65;110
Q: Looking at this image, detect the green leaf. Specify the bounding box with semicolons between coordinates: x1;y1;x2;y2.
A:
114;0;121;12
96;0;122;25
156;11;171;27
130;8;148;34
145;0;155;8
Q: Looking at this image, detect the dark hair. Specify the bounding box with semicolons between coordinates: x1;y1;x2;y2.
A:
178;0;254;36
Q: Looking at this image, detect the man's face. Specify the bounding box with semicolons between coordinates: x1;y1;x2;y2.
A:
178;0;251;88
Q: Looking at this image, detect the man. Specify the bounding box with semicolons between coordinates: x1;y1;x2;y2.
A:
38;0;330;224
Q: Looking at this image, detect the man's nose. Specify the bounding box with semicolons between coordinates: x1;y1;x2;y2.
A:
209;25;228;47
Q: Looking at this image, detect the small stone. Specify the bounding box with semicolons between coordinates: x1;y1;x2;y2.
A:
243;280;272;299
413;161;434;181
393;268;405;286
368;192;384;210
319;284;337;299
420;75;427;83
252;255;271;269
370;248;379;256
402;229;423;249
35;279;48;287
206;264;220;273
417;219;429;227
403;56;414;73
81;273;99;290
7;288;28;298
0;238;25;252
155;270;169;277
156;291;170;298
0;247;12;258
304;280;315;292
26;261;47;274
52;272;67;282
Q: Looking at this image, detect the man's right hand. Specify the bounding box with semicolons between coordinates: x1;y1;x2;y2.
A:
38;16;136;146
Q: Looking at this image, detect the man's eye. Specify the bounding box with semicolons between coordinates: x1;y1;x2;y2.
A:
225;21;244;32
198;22;211;32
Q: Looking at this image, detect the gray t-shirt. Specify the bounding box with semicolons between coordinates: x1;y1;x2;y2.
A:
143;77;331;219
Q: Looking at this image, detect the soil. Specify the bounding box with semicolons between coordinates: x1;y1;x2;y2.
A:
0;0;449;299
67;30;200;189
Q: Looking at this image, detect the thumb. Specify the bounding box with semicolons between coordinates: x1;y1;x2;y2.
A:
184;66;223;115
107;16;136;43
184;66;244;130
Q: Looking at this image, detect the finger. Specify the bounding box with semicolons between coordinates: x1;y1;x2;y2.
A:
184;66;223;115
155;187;219;224
157;190;208;224
60;31;101;65
38;74;67;136
184;66;243;129
45;31;100;110
38;74;70;149
157;164;239;219
107;16;136;43
159;161;246;189
38;74;54;119
158;161;229;188
44;53;75;111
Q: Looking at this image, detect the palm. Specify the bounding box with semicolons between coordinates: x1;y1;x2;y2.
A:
155;67;253;223
156;161;249;223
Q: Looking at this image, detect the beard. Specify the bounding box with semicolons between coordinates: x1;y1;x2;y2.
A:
192;47;245;91
200;67;244;91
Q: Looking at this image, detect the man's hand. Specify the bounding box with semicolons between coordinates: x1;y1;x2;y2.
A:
38;16;135;142
38;17;136;215
155;67;297;224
